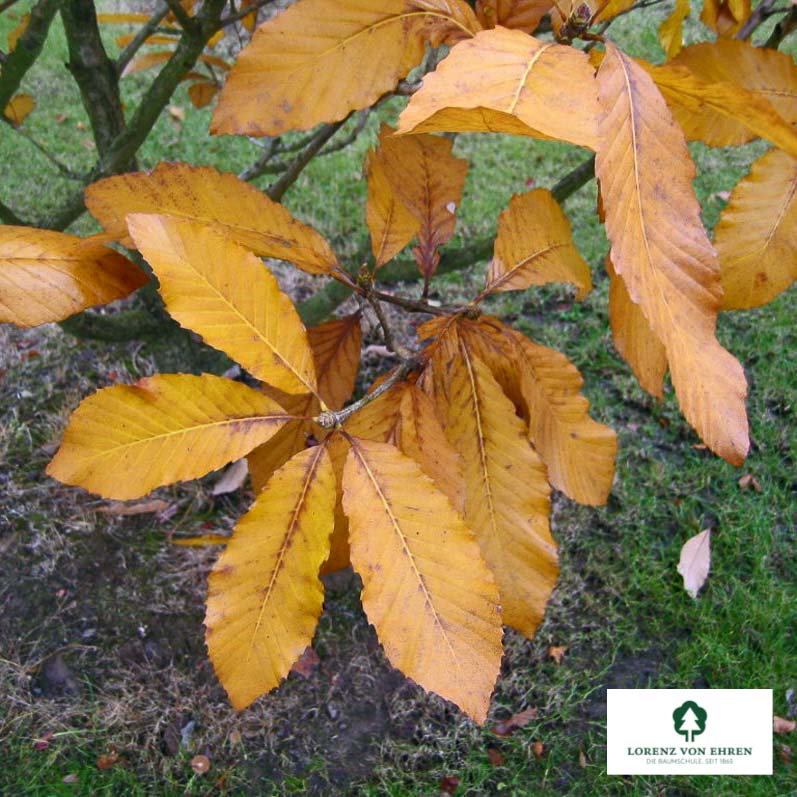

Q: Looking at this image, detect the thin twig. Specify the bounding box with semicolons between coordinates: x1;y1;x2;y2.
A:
737;0;777;39
218;0;275;27
116;4;171;74
1;117;86;180
164;0;196;31
371;288;452;317
317;358;420;429
764;6;797;47
317;109;372;157
238;138;278;180
368;295;402;356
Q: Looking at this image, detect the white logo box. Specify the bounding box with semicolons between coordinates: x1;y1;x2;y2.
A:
607;689;773;775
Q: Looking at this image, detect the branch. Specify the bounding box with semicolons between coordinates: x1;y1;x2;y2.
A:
164;0;197;32
0;0;61;111
219;0;276;27
116;4;171;74
317;357;421;429
60;0;127;157
0;0;23;13
238;138;279;181
266;120;347;201
737;0;777;39
764;6;797;48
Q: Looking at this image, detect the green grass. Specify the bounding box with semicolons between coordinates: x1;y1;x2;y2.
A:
1;2;796;796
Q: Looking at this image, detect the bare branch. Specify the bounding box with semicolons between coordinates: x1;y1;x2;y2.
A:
0;0;61;111
238;138;279;181
116;4;171;74
219;0;277;27
164;0;197;31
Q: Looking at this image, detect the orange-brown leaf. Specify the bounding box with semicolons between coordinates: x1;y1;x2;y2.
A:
398;28;599;150
606;255;668;399
188;80;219;109
700;0;749;36
85;163;337;275
7;13;29;52
47;374;290;500
484;189;591;299
715;148;797;310
206;445;335;709
668;40;797;147
424;329;558;637
378;128;468;279
595;42;748;464
342;437;503;723
309;314;362;411
127;214;318;396
365;138;422;268
211;0;478;136
475;0;552;32
0;227;146;328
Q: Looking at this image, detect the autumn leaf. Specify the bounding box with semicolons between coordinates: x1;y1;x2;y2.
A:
211;0;479;136
4;93;35;126
47;374;290;500
247;314;361;492
365;131;422;268
0;227;146;328
701;0;750;36
606;255;668;399
677;529;711;599
715;148;797;310
595;42;748;465
342;437;503;723
122;51;228;78
658;0;690;59
423;328;558;637
85;163;338;274
483;188;591;299
398;27;599;150
450;317;617;506
548;645;567;664
668;40;797;147
492;707;538;736
188;81;218;109
206;445;335;709
475;0;553;32
7;13;29;52
376;127;468;280
774;716;796;734
212;459;249;496
127;214;318;396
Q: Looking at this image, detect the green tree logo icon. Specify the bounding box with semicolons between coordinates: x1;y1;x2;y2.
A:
673;701;708;742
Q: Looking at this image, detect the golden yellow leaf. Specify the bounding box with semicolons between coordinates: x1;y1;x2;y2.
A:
206;445;335;709
715;148;797;310
398;28;599;150
97;13;157;24
595;42;748;464
47;374;290;500
658;0;689;60
211;0;478;136
700;0;749;36
668;40;797;147
365;133;422;268
606;256;668;399
320;433;352;574
409;0;483;45
424;328;558;637
378;127;468;279
127;214;318;396
8;13;29;52
342;437;503;723
484;188;591;299
122;50;228;78
0;227;146;328
188;80;219;109
395;385;466;512
454;317;616;506
114;32;178;48
173;534;230;546
475;0;553;32
4;93;35;126
85;163;338;275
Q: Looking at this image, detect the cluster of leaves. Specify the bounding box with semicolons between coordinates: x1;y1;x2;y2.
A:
2;0;796;721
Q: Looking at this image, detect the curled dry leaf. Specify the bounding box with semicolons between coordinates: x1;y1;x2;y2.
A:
212;459;249;496
492;707;539;737
677;529;711;599
774;716;796;734
98;499;172;516
190;754;211;774
547;645;568;664
738;473;763;492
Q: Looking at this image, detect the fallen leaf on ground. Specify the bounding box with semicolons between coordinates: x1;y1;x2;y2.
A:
578;747;588;767
677;529;711;599
211;458;248;495
439;775;461;794
532;740;545;759
172;534;230;547
190;754;211;774
96;752;122;770
774;716;796;734
99;499;172;516
487;747;504;766
738;474;763;492
62;774;79;784
290;646;321;679
492;707;539;737
548;645;568;664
